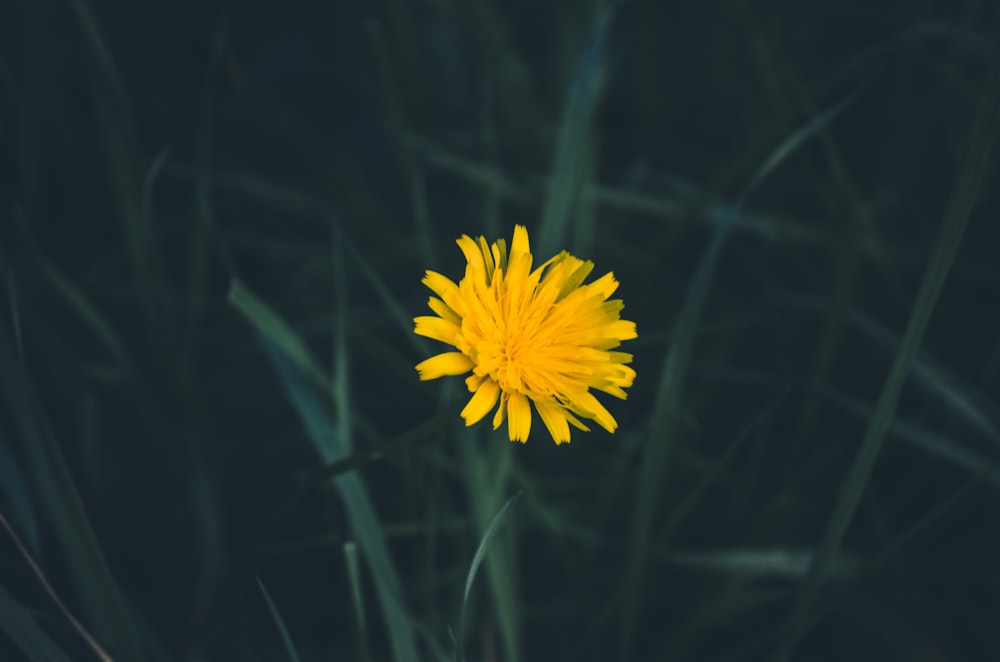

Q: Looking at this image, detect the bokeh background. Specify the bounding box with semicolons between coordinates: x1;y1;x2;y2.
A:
2;1;999;660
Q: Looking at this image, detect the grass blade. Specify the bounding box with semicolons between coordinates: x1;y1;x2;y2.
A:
36;254;131;375
228;280;331;392
342;232;423;349
456;491;522;662
821;386;1000;489
0;511;114;662
343;542;372;661
256;576;303;662
458;433;521;661
537;4;618;257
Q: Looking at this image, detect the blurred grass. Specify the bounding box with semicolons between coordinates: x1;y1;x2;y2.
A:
0;319;142;659
0;584;73;662
456;431;521;662
230;280;419;661
536;3;615;257
620;82;864;658
775;47;1000;661
1;0;999;660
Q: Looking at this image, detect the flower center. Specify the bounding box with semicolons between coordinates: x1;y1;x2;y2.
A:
490;329;552;396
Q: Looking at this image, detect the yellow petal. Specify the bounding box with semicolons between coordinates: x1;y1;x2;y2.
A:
465;373;487;392
413;316;460;345
534;399;571;445
510;224;530;259
606;319;638;341
564;409;590;432
422;271;464;315
457;235;489;284
556;260;595;301
427;296;461;324
593;383;628;399
415;352;473;380
583;271;619;299
492;392;508;430
476;236;495;281
491;238;508;272
507;392;532;443
460;379;500;426
573;390;618;433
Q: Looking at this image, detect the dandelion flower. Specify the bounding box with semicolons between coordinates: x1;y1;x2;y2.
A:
414;225;636;444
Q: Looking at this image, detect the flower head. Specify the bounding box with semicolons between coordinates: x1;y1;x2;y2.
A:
414;225;636;444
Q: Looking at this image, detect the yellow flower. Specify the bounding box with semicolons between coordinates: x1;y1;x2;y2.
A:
414;225;637;444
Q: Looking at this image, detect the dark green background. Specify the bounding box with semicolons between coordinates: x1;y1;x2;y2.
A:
1;1;999;660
